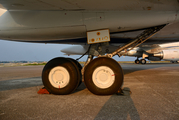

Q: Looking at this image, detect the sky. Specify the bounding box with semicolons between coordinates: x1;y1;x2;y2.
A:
0;40;136;62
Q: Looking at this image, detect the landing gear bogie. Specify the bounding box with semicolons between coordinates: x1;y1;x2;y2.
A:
135;59;146;64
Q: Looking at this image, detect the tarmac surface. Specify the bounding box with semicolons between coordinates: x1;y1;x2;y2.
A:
0;63;179;120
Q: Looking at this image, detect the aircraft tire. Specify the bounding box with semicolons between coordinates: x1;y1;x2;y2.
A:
140;59;146;64
135;59;140;64
67;58;82;87
84;57;123;95
42;57;80;95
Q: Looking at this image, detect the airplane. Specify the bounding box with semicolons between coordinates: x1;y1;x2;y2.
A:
0;0;179;95
127;42;179;64
61;41;179;64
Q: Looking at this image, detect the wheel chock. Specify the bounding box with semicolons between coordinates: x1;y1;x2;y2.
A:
116;88;124;95
37;87;50;94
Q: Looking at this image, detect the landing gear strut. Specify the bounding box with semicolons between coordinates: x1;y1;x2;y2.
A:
135;58;146;64
41;25;165;95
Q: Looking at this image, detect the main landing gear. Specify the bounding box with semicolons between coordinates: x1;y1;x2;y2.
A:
41;25;165;95
42;56;123;95
135;58;146;64
42;56;124;95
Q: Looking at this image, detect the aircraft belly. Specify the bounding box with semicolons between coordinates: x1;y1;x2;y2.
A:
84;11;177;32
0;0;179;11
0;26;87;41
0;11;84;28
0;11;86;41
0;10;178;41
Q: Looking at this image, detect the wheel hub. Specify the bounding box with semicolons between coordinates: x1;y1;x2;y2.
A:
49;66;70;89
54;71;64;81
92;66;115;89
99;73;108;81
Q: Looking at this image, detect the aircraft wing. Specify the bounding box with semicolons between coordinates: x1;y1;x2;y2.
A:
0;0;178;11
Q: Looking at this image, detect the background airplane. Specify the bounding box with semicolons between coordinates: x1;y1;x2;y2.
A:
0;0;179;95
61;42;179;64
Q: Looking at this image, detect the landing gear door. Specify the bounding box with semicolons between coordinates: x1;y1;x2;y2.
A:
87;29;110;44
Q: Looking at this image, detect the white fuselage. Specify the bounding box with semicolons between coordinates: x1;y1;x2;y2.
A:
0;10;178;42
0;0;179;43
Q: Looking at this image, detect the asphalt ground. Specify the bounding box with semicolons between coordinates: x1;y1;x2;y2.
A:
0;63;179;120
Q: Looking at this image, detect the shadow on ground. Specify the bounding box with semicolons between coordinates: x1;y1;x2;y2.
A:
94;87;140;120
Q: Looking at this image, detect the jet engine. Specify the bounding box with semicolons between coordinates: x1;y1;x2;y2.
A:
153;49;179;61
